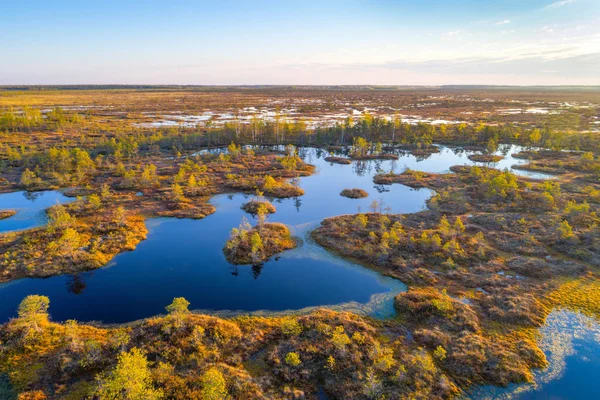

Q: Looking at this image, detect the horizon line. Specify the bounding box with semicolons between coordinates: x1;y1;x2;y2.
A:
1;84;600;89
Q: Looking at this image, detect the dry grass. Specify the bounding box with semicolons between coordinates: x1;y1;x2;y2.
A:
545;274;600;319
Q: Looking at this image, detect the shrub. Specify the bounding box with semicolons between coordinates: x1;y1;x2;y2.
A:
95;348;162;400
557;220;575;240
331;326;351;351
285;352;301;367
281;318;302;336
433;346;447;361
200;367;228;400
355;214;368;229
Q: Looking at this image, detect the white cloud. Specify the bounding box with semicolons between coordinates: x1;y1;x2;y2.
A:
543;0;575;10
541;26;555;33
442;30;461;37
339;52;600;80
495;20;511;25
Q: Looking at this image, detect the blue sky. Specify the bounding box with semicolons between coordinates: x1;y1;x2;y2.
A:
1;0;599;85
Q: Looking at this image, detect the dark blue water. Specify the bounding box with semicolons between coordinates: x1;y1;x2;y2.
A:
520;338;600;400
0;215;405;323
469;310;600;400
0;190;73;233
0;145;548;324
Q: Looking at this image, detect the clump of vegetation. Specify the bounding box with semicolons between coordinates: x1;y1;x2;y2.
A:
242;199;276;215
0;203;148;282
546;275;600;319
224;218;296;264
324;155;352;164
340;188;368;199
374;168;438;188
95;347;163;399
468;154;504;163
241;191;276;215
0;209;16;220
313;212;490;274
226;173;305;198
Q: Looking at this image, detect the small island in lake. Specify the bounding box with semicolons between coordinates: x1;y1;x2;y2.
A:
324;156;352;164
468;154;504;163
241;199;276;214
340;188;369;199
224;220;296;264
0;210;16;220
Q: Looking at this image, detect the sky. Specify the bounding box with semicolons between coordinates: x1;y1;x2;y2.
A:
1;0;599;85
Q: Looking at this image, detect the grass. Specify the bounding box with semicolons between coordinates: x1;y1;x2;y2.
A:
546;275;600;320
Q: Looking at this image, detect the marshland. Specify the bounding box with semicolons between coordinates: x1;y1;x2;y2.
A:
0;86;599;399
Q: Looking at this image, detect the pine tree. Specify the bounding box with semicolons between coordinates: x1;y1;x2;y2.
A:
250;232;263;264
453;217;465;233
17;295;50;334
165;297;190;328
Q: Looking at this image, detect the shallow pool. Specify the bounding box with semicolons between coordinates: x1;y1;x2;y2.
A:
0;190;73;233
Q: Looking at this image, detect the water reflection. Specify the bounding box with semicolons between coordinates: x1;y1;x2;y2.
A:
0;190;74;233
66;274;87;295
467;310;600;399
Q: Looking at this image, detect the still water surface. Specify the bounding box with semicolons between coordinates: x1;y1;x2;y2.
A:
468;310;600;400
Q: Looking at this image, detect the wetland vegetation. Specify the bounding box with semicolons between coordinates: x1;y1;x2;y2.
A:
340;188;369;199
0;86;599;399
